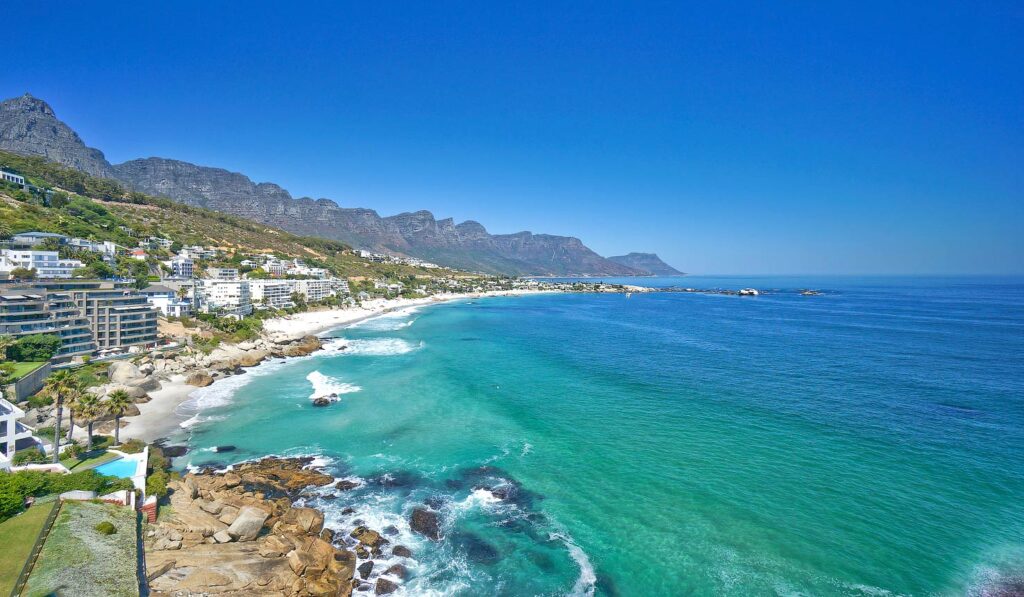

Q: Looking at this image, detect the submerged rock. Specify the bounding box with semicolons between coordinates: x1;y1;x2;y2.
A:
375;577;398;595
409;507;441;541
392;545;413;559
357;561;374;579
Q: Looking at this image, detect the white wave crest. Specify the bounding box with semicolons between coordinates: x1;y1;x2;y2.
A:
351;307;420;331
307;371;361;402
551;532;597;597
343;338;422;356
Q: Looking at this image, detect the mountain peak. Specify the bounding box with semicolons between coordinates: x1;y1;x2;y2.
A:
1;93;55;116
607;253;683;276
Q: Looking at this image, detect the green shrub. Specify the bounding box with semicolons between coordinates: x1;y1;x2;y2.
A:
11;447;47;465
0;469;133;522
64;444;84;458
27;392;54;409
7;334;61;361
118;439;146;454
146;470;169;498
95;521;116;535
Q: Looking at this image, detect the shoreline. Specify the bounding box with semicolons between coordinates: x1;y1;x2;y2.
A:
122;289;554;443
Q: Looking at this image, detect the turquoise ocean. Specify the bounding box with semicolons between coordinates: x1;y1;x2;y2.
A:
177;276;1024;596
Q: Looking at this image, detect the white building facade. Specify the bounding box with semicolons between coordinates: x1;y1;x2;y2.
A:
197;279;252;317
0;250;83;278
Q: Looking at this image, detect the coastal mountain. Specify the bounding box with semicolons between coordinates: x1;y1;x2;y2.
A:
0;93;647;276
607;253;683;276
0;93;114;178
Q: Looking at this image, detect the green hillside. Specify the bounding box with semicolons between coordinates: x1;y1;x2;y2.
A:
0;150;464;280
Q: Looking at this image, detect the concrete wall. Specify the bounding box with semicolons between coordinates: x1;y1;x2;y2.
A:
4;362;52;402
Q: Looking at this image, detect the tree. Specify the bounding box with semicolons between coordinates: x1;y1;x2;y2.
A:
105;389;133;446
42;370;76;463
63;380;84;443
75;393;102;451
9;267;36;280
0;335;13;362
6;334;61;362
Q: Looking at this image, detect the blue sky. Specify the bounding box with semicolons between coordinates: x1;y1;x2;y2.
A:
3;2;1021;274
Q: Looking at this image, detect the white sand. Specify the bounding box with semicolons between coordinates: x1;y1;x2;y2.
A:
121;374;196;443
262;290;550;339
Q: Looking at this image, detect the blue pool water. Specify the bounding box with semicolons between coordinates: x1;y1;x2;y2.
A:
94;457;137;479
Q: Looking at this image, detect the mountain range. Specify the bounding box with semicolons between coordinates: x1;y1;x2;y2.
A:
0;93;681;276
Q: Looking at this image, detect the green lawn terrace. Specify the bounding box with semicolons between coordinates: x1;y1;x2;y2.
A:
24;500;139;597
0;499;57;595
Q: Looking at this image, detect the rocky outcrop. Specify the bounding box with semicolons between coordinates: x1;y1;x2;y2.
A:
0;94;115;178
410;507;442;541
147;458;355;596
282;336;322;358
607;252;684;276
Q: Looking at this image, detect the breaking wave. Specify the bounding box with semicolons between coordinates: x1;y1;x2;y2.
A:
306;370;361;402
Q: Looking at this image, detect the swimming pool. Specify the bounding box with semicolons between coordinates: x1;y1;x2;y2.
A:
93;457;138;478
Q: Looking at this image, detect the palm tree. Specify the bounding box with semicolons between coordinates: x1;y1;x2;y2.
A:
105;389;133;446
64;381;83;442
41;370;76;463
75;392;102;451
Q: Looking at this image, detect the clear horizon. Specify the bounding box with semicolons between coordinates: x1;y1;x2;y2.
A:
2;2;1021;275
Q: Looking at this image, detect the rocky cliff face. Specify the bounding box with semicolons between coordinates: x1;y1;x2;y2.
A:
0;93;114;178
607;252;683;276
0;94;645;276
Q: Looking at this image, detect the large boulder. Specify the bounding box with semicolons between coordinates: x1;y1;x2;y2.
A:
108;361;142;384
226;506;270;541
350;526;386;549
238;349;268;367
410;507;441;541
127;375;162;392
375;578;399;595
283;335;322;357
185;372;215;387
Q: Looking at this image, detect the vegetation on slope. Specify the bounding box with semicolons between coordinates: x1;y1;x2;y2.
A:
0;149;464;280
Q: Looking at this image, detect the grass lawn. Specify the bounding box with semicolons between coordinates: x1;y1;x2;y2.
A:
0;501;57;596
7;361;44;380
61;449;118;471
25;501;138;597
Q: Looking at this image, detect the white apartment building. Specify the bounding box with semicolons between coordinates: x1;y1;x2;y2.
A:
67;238;118;261
293;278;336;302
0;249;83;278
164;257;195;279
197;279;252;317
249;279;295;309
147;237;174;250
206;267;240;280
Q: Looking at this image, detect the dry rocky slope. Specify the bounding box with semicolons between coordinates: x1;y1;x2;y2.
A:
0;93;680;277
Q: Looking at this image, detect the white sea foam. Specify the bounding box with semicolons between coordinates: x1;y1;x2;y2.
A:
351;306;420;331
344;338;422;356
551;532;597;597
306;371;361;402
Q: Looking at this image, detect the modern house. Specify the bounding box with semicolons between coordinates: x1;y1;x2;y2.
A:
197;279;252;317
0;249;84;278
140;284;193;317
248;279;295;309
164;256;195;279
0;393;45;470
0;168;27;188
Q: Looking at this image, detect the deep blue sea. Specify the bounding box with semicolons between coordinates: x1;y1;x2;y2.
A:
179;276;1024;595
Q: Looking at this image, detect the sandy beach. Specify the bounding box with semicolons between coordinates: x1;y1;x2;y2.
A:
121;289;550;442
262;289;550;340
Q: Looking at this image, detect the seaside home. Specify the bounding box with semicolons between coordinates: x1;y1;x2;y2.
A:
207;267;240;280
141;284;193;318
1;394;46;471
129;248;148;260
10;231;67;247
248;279;295;309
197;279;252;317
0;249;83;279
67;237;118;262
0;286;96;361
147;236;174;250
